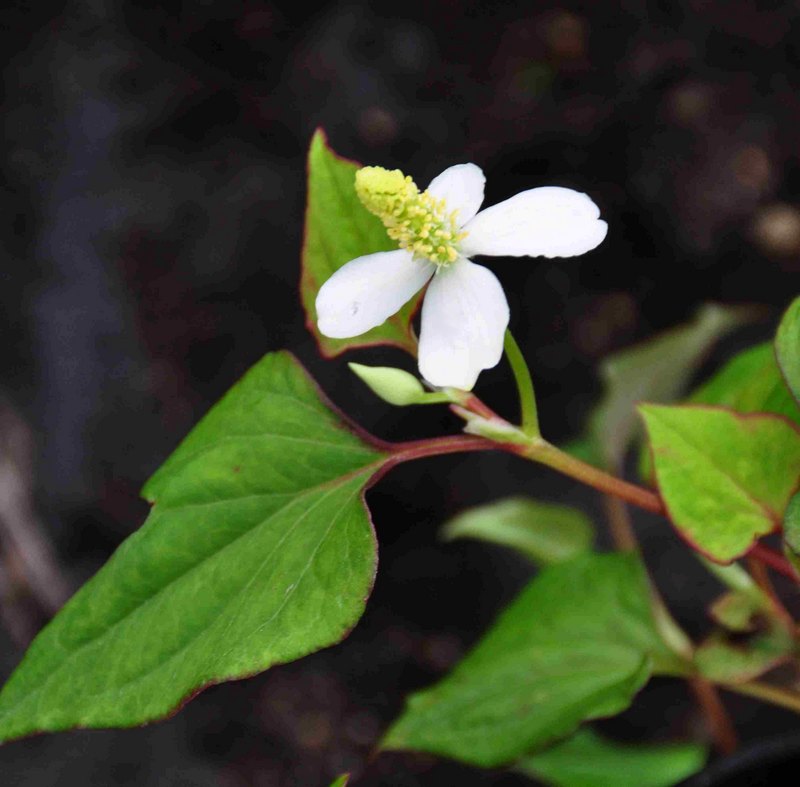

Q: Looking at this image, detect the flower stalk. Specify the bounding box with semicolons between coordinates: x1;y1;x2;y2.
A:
503;330;540;437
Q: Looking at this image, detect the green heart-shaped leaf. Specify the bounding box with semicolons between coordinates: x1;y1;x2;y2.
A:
0;352;389;743
382;553;686;768
639;342;800;485
640;404;800;562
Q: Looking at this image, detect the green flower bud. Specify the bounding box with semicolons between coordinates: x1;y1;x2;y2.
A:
348;363;452;406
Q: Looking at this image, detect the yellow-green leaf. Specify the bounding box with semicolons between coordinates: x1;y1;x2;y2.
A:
639;342;800;485
640;405;800;562
587;304;747;468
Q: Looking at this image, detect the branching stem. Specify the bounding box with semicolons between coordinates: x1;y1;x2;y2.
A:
386;400;800;724
460;394;500;421
749;543;799;582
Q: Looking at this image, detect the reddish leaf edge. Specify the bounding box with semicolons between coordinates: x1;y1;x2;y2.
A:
299;127;422;360
0;352;494;745
639;403;800;565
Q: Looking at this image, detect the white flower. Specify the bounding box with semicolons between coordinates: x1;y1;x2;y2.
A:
315;163;607;390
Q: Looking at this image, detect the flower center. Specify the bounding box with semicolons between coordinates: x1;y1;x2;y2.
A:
355;166;466;266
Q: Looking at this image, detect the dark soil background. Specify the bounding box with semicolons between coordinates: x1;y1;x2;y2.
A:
1;1;800;785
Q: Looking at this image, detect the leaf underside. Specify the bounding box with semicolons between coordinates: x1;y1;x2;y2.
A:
301;128;421;357
442;496;594;565
0;352;387;743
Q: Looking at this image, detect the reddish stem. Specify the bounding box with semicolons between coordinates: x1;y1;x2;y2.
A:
747;555;796;632
461;393;502;421
369;435;495;485
383;421;800;594
602;494;639;552
749;542;799;582
689;677;739;754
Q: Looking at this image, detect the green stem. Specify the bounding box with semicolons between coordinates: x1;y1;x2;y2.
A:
503;330;540;437
722;680;800;715
451;394;800;721
700;557;763;596
514;438;666;515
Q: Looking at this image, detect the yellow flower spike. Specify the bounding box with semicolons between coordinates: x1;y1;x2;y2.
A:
355;166;465;267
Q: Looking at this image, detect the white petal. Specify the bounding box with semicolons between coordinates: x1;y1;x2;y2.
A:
315;250;434;339
426;163;486;226
462;186;608;258
418;259;509;390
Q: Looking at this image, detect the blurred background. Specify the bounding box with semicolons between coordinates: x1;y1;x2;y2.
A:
1;1;799;784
